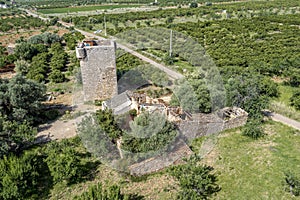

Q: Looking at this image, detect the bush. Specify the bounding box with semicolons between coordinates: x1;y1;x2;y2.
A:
190;2;198;8
169;154;220;199
242;119;265;139
49;70;65;83
129;109;137;117
290;90;300;110
44;139;81;184
0;151;41;199
284;172;300;196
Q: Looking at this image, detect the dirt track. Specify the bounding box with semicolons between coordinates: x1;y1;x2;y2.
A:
264;111;300;131
35;104;97;143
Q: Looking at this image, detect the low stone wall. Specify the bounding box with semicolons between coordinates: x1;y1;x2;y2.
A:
179;107;248;139
178;121;224;139
128;139;193;176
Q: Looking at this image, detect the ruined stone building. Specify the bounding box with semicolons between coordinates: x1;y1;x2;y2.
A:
76;40;118;102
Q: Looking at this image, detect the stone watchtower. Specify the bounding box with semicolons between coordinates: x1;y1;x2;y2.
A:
76;40;118;102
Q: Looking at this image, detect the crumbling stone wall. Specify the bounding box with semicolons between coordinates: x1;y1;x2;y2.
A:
223;114;248;130
128;139;193;176
219;107;248;130
76;40;118;102
179;107;248;139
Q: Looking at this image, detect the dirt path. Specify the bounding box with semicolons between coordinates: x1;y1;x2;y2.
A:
264;111;300;131
35;104;97;143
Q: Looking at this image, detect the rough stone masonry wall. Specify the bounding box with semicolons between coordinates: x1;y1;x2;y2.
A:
223;115;248;130
79;42;118;102
179;111;248;139
128;139;193;176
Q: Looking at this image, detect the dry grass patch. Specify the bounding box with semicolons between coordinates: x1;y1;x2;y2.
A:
124;173;178;200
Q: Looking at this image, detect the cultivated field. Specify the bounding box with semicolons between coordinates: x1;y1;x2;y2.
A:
38;4;141;14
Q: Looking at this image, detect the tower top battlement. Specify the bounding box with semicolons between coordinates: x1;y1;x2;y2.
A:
78;40;115;48
76;40;116;60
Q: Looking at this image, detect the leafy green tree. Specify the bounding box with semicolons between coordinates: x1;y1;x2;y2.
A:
49;52;68;71
0;151;40;199
137;65;169;87
49;42;64;53
169;93;180;107
122;112;177;153
14;60;30;76
0;116;37;157
49;70;65;83
4;54;17;65
116;52;143;80
14;42;38;61
27;52;50;82
64;34;77;50
164;55;174;65
28;32;61;46
290;90;300;110
0;75;44;156
260;77;279;98
225;72;273;118
0;45;5;55
48;17;58;26
44;139;81;184
173;77;211;113
77;115;120;162
96;109;123;142
189;78;212;113
34;43;48;54
0;75;45;123
63;32;85;50
0;57;5;68
169;155;220;200
166;16;174;24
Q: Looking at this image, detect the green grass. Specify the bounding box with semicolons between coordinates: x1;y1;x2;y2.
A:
47;81;74;94
277;84;297;105
199;121;300;199
38;4;141;14
270;84;300;121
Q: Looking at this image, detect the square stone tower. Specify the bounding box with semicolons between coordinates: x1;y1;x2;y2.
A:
76;40;118;102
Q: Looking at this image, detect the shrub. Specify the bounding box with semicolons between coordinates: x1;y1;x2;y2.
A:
44;140;81;184
49;70;65;83
284;172;300;196
290;90;300;110
169;154;220;199
190;2;198;8
242;119;265;139
0;151;41;199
